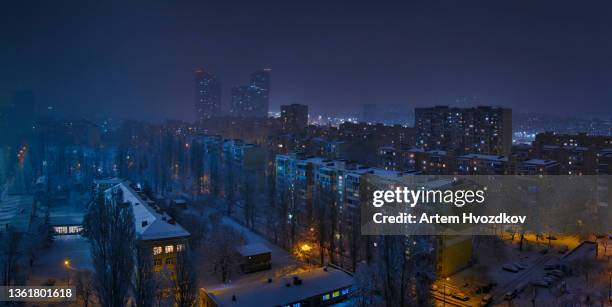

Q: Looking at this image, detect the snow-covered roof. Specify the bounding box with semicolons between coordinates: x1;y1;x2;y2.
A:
426;150;448;155
522;159;558;166
93;177;123;185
104;182;190;241
0;195;34;233
236;243;271;257
458;154;508;162
205;266;354;307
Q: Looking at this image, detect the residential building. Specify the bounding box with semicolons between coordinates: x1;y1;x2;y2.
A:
97;180;191;271
415;106;512;155
457;154;510;175
281;104;308;132
195;69;222;123
200;266;354;307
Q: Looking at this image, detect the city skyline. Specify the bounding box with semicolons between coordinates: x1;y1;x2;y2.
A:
1;0;612;122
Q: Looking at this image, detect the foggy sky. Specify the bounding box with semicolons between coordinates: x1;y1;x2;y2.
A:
1;0;611;122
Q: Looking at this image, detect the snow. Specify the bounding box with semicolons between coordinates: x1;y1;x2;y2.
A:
522;159;558;166
107;182;190;241
29;235;93;286
0;194;34;232
236;243;271;257
206;266;354;307
458;154;508;162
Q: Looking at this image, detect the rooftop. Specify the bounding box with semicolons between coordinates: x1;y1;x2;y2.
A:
104;182;190;241
205;266;354;307
236;243;271;257
458;154;508;162
522;159;559;166
0;194;35;232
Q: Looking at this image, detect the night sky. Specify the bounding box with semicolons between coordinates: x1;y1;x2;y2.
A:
1;0;611;122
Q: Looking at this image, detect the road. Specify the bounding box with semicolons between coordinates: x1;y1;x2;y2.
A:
491;253;556;302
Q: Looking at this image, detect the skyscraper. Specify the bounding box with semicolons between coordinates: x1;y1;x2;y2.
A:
230;69;271;118
194;69;221;123
415;106;512;155
280;104;308;132
249;68;271;116
230;85;267;117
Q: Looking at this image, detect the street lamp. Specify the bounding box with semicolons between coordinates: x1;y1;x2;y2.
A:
63;259;71;284
444;277;450;306
300;244;312;266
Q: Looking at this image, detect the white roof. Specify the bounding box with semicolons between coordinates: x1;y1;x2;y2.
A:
236;243;271;257
206;266;354;307
105;182;190;241
458;154;508;162
0;195;34;232
523;159;558;166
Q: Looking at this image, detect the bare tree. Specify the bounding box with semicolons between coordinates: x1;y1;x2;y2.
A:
75;270;96;307
205;224;245;283
0;227;23;287
174;250;198;307
83;191;136;307
133;246;157;307
352;263;378;307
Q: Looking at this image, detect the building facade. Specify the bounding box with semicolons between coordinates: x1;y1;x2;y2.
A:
415;106;512;156
195;69;222;123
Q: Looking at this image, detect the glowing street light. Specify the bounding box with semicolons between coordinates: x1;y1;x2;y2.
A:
300;244;311;253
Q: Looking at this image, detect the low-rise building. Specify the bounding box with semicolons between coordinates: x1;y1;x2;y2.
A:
98;180;191;271
518;159;560;175
457;154;510;175
200;266;354;307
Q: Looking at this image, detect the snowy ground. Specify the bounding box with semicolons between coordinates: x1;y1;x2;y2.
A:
27;234;93;287
441;235;611;306
190;205;308;291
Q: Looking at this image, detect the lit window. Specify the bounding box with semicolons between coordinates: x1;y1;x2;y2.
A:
165;258;174;265
68;226;82;233
332;291;340;298
322;294;330;301
176;244;185;252
154;258;162;266
153;246;162;255
54;226;68;234
165;245;174;253
341;288;350;295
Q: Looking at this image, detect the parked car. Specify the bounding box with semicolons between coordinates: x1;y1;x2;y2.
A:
544;264;558;270
452;292;470;301
480;294;493;306
515;282;528;293
532;279;551;288
547;269;564;278
430;284;439;292
512;262;526;270
504;290;517;300
543;276;557;283
502;263;520;273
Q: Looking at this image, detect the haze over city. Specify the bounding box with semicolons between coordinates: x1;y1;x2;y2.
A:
1;0;611;121
1;2;611;307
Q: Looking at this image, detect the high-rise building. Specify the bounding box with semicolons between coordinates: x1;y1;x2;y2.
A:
280;104;308;132
250;69;271;116
230;85;267;117
194;69;221;123
415;106;512;155
229;69;271;118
